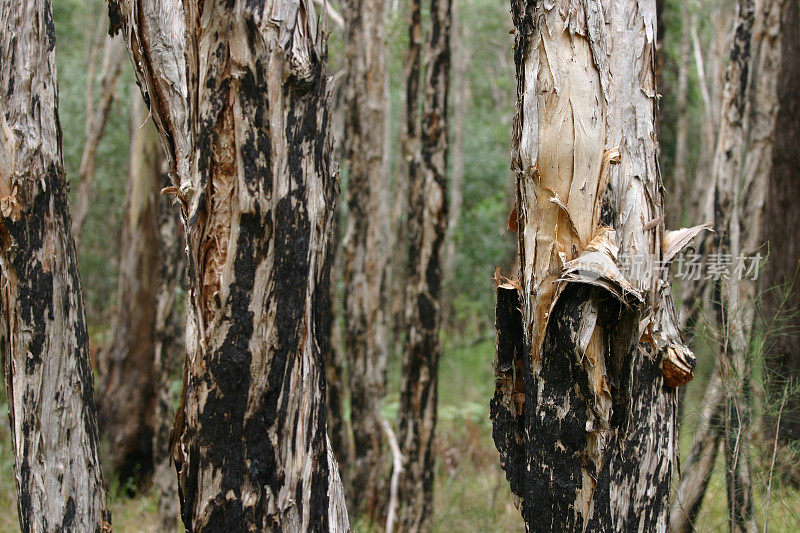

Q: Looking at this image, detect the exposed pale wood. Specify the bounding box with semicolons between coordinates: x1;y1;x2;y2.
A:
491;1;696;529
0;0;110;529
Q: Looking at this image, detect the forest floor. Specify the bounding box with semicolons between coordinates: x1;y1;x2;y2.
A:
0;337;798;532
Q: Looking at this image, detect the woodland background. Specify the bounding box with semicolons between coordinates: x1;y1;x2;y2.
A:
0;0;798;531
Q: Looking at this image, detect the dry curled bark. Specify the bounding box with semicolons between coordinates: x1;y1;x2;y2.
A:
110;0;349;530
491;1;698;530
340;0;390;521
0;0;110;529
395;0;452;530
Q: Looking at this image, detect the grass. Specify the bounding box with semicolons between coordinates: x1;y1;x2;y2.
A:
0;336;798;531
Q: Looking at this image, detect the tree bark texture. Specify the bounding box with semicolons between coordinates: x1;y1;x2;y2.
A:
395;0;451;530
341;0;390;521
0;0;111;529
491;1;700;530
97;93;165;484
390;0;422;350
761;0;800;449
110;0;350;530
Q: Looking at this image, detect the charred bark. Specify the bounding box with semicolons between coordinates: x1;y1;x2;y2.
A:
395;0;452;530
340;0;390;521
390;0;422;350
111;0;349;530
0;0;110;529
492;1;698;530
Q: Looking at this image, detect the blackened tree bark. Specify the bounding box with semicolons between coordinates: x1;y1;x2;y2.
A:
110;0;349;529
390;0;422;350
341;0;390;521
762;0;800;454
0;0;110;529
395;0;452;530
491;1;699;530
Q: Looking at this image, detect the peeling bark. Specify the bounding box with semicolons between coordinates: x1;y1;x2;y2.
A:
395;0;452;530
492;1;697;530
111;0;349;530
0;0;110;529
340;0;390;520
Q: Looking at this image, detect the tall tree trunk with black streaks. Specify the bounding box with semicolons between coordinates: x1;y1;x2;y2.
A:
0;0;110;529
395;0;452;530
761;0;800;463
391;0;422;351
110;0;349;530
341;0;390;521
491;1;699;530
97;93;164;486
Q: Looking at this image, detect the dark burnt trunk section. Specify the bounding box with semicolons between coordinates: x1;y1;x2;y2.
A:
396;0;452;530
762;0;800;455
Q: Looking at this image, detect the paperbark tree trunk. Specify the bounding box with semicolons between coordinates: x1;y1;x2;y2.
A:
667;0;691;228
0;0;110;529
761;0;800;453
110;0;349;530
390;0;422;350
97;92;164;485
341;0;390;521
395;0;451;530
491;1;698;530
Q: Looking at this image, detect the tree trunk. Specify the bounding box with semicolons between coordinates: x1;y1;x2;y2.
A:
761;0;800;455
97;91;184;527
341;0;390;521
390;0;423;351
395;0;452;530
491;1;698;530
0;0;110;529
442;0;470;328
71;31;126;247
672;1;785;528
667;0;691;228
110;0;349;530
97;92;164;486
